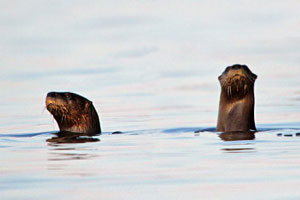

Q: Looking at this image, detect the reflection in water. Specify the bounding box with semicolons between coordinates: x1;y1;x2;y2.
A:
48;151;98;161
219;131;256;153
47;146;99;175
219;131;256;141
47;132;100;174
46;131;100;144
221;147;256;153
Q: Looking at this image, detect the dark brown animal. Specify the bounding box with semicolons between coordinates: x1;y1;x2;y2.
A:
217;64;257;132
46;92;101;135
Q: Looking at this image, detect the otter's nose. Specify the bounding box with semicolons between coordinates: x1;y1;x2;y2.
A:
47;92;58;98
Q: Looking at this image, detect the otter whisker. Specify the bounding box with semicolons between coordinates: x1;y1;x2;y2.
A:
243;85;246;94
61;114;64;124
248;75;256;83
42;106;47;114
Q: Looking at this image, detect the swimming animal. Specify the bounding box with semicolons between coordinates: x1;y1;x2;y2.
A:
217;64;257;132
46;92;101;135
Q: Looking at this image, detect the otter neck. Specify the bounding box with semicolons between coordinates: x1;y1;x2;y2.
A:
217;88;256;132
55;108;101;135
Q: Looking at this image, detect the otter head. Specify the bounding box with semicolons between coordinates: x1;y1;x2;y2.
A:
218;64;257;99
46;92;101;135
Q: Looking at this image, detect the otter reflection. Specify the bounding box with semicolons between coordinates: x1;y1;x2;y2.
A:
221;147;256;153
219;131;255;141
46;131;100;144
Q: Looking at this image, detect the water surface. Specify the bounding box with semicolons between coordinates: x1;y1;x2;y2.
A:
1;1;300;199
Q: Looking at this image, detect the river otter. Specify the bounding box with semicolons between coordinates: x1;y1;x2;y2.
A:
46;92;101;135
217;64;257;132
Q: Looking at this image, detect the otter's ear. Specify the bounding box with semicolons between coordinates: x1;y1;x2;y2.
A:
85;101;92;109
253;73;258;80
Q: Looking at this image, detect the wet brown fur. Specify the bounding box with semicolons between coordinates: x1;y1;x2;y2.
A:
217;64;257;132
46;92;101;135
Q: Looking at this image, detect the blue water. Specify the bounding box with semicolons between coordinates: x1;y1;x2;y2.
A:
1;1;300;199
1;126;300;200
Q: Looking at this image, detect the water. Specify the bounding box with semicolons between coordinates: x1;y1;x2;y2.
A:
1;1;300;199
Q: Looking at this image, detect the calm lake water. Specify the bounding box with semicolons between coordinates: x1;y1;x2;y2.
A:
1;1;300;199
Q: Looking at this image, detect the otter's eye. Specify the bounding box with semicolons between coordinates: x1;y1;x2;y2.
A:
65;93;72;100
